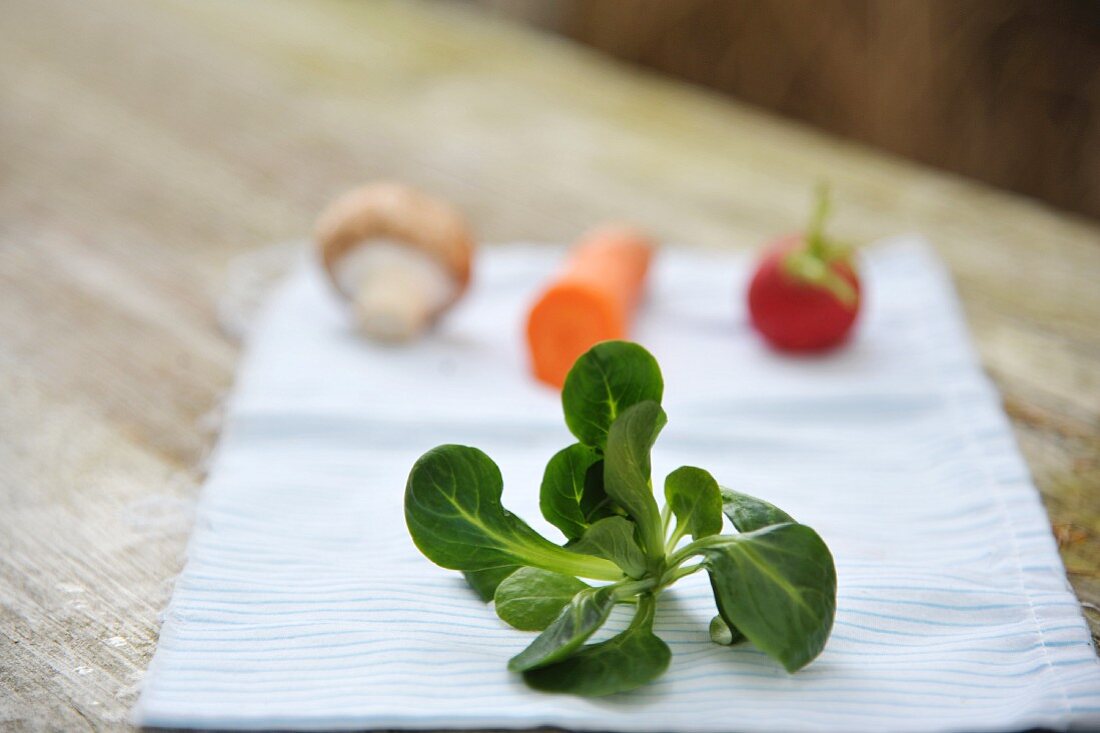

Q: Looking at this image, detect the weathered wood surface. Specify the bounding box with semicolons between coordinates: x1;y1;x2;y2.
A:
0;0;1097;729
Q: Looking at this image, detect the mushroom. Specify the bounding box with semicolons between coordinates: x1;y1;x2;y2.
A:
314;183;474;341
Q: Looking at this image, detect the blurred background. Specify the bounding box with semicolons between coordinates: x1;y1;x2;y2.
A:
467;0;1100;219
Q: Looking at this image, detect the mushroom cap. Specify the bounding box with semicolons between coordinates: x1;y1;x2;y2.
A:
314;182;474;302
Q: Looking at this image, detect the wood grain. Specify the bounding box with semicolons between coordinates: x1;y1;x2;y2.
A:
1;0;1097;729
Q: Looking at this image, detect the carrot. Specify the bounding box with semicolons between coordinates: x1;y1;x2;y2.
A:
526;224;655;388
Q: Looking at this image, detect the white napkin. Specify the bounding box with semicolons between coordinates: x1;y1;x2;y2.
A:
134;238;1100;732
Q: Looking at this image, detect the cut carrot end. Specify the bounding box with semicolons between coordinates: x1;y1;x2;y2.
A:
527;284;624;388
525;224;654;389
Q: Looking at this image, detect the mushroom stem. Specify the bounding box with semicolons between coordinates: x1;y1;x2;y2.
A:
339;240;458;342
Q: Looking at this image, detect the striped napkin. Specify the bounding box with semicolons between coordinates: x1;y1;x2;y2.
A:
134;238;1100;731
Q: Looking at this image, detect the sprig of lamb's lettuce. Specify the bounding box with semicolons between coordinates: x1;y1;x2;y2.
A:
404;341;837;696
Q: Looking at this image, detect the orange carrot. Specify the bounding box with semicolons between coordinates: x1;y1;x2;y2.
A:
526;224;655;388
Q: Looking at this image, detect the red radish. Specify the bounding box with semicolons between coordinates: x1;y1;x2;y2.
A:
747;186;860;352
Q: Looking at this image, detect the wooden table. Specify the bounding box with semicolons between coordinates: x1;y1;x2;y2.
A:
2;0;1097;728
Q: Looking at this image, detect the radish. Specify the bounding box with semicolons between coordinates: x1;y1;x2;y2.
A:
747;185;860;352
